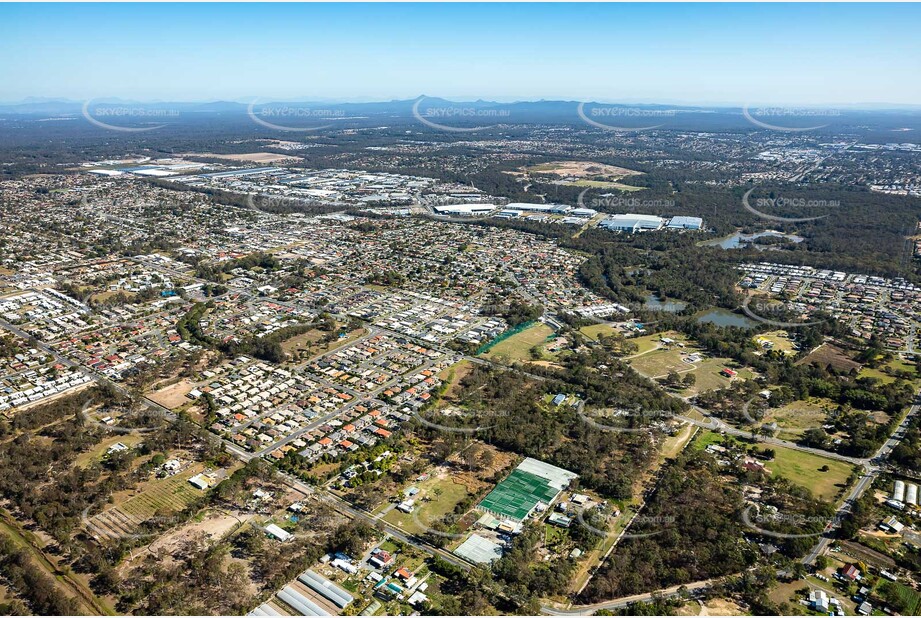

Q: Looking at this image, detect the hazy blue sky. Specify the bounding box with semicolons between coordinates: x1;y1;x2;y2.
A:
2;3;919;105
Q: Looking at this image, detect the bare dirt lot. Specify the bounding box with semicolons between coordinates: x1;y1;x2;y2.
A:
523;160;642;179
148;379;196;409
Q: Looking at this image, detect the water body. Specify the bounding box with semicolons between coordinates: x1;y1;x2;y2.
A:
644;293;687;313
701;230;804;250
695;308;758;328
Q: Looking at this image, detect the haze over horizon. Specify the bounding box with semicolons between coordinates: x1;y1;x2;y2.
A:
2;2;920;106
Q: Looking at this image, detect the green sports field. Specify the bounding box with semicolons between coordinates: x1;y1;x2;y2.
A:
478;468;560;521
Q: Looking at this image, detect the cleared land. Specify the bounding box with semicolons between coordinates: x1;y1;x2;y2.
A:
283;327;366;360
627;334;753;396
383;475;471;535
481;323;554;363
86;464;211;541
693;431;852;501
761;398;832;439
766;445;854;502
798;343;862;373
754;330;797;354
523;161;642;179
148;379;196;409
579;323;621;341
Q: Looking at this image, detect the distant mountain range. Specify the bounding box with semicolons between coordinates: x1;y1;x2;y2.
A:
3;97;920;117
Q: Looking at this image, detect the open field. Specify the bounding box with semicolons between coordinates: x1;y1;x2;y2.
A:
74;433;144;468
859;358;919;385
754;330;797;354
579;323;621;341
383;475;472;535
627;336;752;395
762;398;832;438
437;359;474;400
627;331;686;355
148;378;196;409
798;343;862;373
523;161;642;179
766;445;854;502
282;326;365;360
481;322;554;363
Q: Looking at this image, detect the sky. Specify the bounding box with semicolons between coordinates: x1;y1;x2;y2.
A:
1;3;920;106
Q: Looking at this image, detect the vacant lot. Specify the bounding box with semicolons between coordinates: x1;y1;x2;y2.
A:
762;398;831;438
482;323;554;363
282;326;365;360
437;359;475;401
523;161;641;179
766;445;854;502
579;323;621;341
148;379;196;409
798;343;862;373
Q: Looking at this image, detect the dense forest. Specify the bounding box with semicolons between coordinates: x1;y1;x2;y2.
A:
582;451;755;602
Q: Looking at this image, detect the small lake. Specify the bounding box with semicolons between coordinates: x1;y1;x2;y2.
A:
644;293;687;313
695;308;758;328
701;230;804;250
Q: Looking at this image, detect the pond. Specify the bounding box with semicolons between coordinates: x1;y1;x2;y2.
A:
701;230;804;250
644;293;688;313
695;308;758;328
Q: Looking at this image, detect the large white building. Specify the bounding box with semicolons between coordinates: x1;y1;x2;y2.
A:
433;203;496;216
666;216;704;230
600;213;665;233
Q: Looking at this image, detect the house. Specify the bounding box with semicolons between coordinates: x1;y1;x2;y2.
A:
264;523;292;542
809;590;829;613
552;393;566;406
880;515;904;533
720;368;738;378
841;564;861;581
369;549;393;569
188;473;211;490
857;601;872;615
106;442;129;456
394;567;413;581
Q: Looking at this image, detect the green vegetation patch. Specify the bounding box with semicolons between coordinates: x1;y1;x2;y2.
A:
480;322;554;362
765;446;854;502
